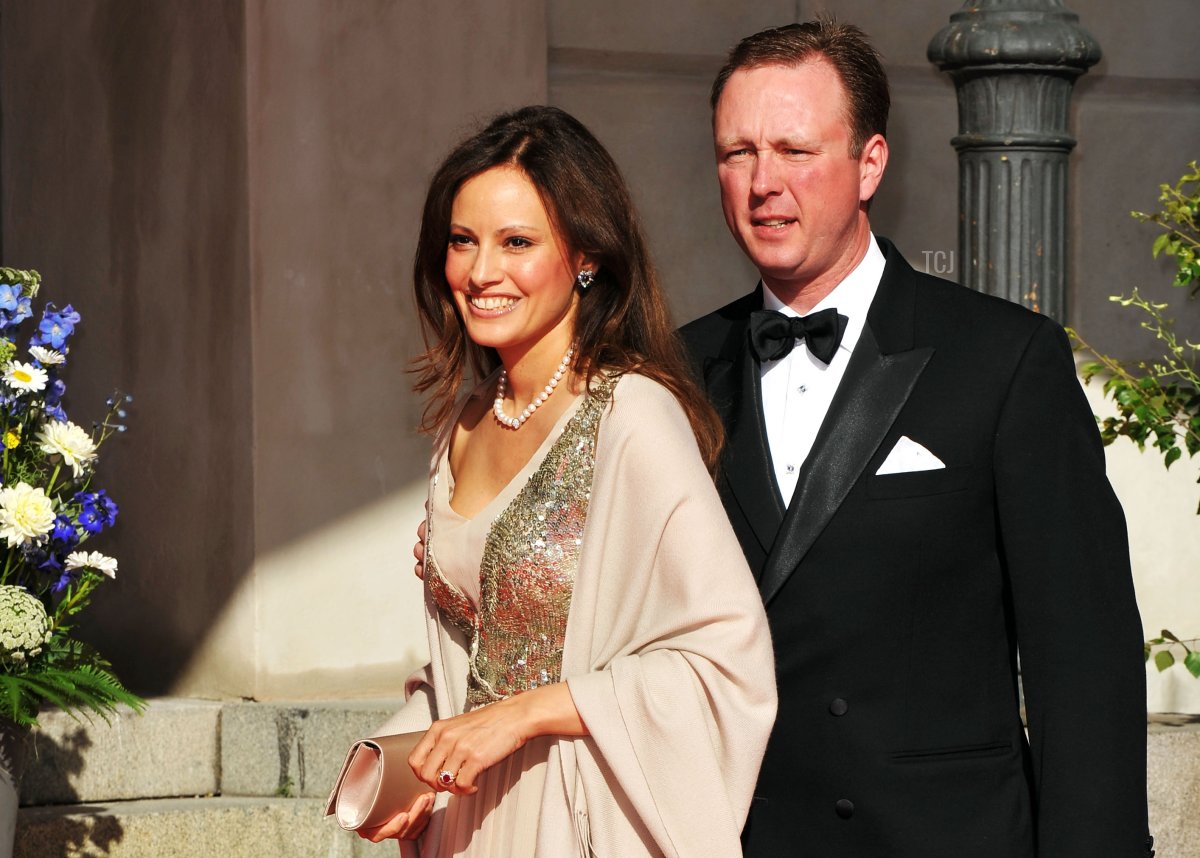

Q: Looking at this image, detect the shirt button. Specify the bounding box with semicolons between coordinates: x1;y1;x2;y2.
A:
797;384;807;394
786;464;795;474
835;799;855;819
829;698;848;716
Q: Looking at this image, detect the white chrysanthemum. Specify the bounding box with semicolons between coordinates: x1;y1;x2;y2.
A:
0;585;52;665
28;346;65;366
0;483;56;547
37;420;98;477
3;361;48;393
65;550;118;579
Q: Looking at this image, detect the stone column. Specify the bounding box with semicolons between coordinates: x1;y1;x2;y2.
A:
928;0;1100;322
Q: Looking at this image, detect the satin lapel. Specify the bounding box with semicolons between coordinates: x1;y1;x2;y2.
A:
758;242;933;606
703;324;785;557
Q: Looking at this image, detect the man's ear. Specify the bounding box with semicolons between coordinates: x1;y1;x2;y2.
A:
858;133;889;203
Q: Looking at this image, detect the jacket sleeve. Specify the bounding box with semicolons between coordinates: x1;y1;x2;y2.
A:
563;375;777;857
993;318;1150;856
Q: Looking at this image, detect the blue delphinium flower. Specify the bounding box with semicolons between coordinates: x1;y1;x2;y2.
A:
14;296;32;326
75;490;118;534
0;284;17;314
20;544;65;586
43;376;67;422
78;503;103;535
49;514;79;548
32;304;81;351
96;492;118;528
0;284;33;331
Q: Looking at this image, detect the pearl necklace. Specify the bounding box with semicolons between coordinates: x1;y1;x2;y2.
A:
493;346;574;430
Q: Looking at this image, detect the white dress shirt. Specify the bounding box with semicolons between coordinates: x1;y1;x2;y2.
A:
759;234;886;505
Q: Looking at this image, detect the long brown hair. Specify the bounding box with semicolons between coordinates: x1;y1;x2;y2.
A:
411;106;723;470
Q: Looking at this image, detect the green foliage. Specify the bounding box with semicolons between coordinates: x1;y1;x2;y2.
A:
1069;163;1200;678
1133;161;1200;295
1073;292;1200;503
0;634;145;727
0;267;41;299
1145;630;1200;680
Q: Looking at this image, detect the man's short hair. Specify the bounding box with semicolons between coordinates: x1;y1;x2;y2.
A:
711;20;890;158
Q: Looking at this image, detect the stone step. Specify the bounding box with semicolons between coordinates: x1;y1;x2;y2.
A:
14;700;1200;856
19;697;402;805
20;699;222;806
1147;715;1200;858
16;797;395;858
220;698;401;799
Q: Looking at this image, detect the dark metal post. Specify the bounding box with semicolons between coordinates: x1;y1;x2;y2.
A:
928;0;1100;321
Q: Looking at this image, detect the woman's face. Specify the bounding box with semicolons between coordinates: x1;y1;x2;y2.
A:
445;165;582;365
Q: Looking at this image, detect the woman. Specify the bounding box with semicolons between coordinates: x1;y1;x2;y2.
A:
361;106;775;856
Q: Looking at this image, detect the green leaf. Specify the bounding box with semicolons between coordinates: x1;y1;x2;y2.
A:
1153;232;1170;258
1155;650;1176;672
1166;446;1183;469
1186;651;1200;679
1162;629;1181;642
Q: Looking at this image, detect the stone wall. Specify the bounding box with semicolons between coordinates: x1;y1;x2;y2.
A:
0;1;1196;704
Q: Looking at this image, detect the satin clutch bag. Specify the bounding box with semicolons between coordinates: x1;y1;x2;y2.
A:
325;731;427;831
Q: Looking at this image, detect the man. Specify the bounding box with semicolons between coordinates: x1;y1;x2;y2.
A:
680;20;1151;858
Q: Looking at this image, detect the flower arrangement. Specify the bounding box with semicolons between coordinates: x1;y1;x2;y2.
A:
0;266;142;725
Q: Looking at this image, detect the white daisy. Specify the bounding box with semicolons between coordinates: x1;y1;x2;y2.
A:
65;550;118;579
0;483;56;547
28;346;65;366
3;361;47;393
37;420;98;477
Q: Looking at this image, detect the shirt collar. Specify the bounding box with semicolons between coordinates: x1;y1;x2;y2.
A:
760;233;885;356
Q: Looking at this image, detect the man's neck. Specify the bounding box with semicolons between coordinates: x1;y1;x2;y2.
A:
763;228;874;314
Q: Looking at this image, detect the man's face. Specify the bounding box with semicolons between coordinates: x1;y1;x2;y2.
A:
713;60;883;300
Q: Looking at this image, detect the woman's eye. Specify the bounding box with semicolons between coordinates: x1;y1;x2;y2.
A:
448;234;473;247
507;237;532;248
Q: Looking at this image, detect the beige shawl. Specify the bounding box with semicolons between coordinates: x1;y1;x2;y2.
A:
377;373;777;857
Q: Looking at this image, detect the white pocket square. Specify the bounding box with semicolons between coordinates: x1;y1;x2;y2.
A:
875;436;946;475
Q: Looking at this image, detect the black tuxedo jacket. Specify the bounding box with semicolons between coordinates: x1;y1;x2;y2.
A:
680;238;1150;858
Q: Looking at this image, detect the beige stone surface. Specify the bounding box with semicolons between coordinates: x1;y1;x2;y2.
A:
1148;716;1200;858
15;796;393;858
20;700;221;807
550;0;793;57
220;698;402;799
1080;0;1200;82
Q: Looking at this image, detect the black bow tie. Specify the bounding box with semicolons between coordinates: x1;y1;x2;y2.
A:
748;307;848;365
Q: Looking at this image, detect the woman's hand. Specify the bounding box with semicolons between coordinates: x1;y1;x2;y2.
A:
409;684;587;796
355;790;436;842
413;518;427;580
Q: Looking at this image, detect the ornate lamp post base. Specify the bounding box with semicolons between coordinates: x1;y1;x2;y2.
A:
929;0;1100;322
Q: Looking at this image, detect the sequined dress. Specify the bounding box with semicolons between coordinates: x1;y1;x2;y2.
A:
422;375;612;857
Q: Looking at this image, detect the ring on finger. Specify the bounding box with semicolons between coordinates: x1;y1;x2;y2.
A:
437;769;457;788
